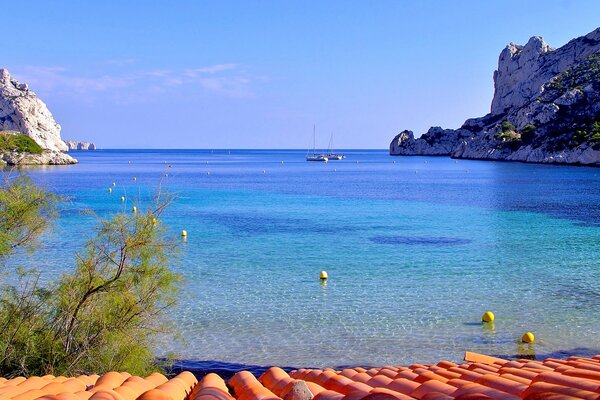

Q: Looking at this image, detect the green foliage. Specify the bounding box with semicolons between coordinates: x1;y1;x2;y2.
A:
545;54;600;95
501;121;516;133
495;121;521;142
0;175;58;259
0;132;43;154
571;119;600;145
592;121;600;141
0;176;180;377
573;130;588;145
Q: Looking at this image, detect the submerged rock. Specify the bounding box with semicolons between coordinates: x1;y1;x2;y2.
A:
390;27;600;166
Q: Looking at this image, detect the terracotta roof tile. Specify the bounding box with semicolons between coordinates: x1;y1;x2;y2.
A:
8;353;600;400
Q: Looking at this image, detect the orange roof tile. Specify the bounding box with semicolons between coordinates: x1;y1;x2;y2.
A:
7;353;600;399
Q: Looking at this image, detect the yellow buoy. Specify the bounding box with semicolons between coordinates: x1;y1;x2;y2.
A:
108;188;112;193
320;271;328;280
132;206;137;213
133;177;137;181
181;230;187;237
482;311;495;323
120;196;125;202
521;332;535;343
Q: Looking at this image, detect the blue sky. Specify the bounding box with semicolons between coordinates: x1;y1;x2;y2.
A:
4;1;600;149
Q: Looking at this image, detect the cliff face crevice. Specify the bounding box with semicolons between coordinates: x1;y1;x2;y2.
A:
0;68;77;165
390;27;600;166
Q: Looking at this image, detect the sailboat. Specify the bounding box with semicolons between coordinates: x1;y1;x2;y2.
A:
306;125;328;162
326;131;346;160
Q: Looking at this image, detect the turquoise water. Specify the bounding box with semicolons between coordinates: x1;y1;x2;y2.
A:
10;149;600;368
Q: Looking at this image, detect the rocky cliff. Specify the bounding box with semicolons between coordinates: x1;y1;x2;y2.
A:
65;141;96;150
0;68;76;165
390;27;600;166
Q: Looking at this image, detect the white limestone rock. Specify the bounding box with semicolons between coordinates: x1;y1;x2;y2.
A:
491;28;600;115
1;150;78;165
0;68;68;152
65;140;96;150
390;26;600;167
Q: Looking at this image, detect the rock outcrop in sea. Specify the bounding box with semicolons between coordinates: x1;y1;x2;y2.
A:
65;141;96;150
0;68;76;165
390;27;600;166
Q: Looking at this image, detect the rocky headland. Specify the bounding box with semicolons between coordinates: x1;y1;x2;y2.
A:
390;27;600;166
65;140;96;150
0;68;76;165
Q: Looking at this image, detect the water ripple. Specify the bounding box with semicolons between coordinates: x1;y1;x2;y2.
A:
369;236;472;246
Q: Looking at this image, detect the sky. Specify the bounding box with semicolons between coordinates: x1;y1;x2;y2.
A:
3;1;600;149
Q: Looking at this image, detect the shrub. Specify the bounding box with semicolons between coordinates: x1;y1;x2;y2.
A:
0;132;43;154
0;174;180;376
573;130;588;145
0;175;58;258
501;121;516;133
592;121;600;140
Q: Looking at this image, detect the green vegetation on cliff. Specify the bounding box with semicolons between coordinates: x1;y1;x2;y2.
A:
496;121;521;142
0;131;43;154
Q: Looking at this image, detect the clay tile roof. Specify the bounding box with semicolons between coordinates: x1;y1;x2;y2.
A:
7;353;600;400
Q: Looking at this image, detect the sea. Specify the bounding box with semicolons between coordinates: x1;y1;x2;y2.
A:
8;149;600;373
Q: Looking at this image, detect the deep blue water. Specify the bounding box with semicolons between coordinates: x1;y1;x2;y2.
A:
8;149;600;369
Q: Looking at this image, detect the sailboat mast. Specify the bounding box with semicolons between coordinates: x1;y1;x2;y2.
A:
313;124;316;155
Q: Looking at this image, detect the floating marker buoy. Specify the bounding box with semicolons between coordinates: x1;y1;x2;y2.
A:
206;161;209;164
133;177;137;181
281;161;284;164
207;171;210;175
128;161;131;164
482;311;495;323
334;168;337;172
320;271;328;280
356;161;359;164
108;188;112;193
521;332;535;343
112;182;116;187
181;230;187;237
393;161;396;164
262;170;266;174
132;206;137;213
121;196;125;202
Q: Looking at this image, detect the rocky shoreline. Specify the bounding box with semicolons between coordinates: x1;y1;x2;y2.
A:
0;150;78;166
390;27;600;166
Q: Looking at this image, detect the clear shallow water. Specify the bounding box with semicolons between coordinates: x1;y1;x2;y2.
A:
9;149;600;369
